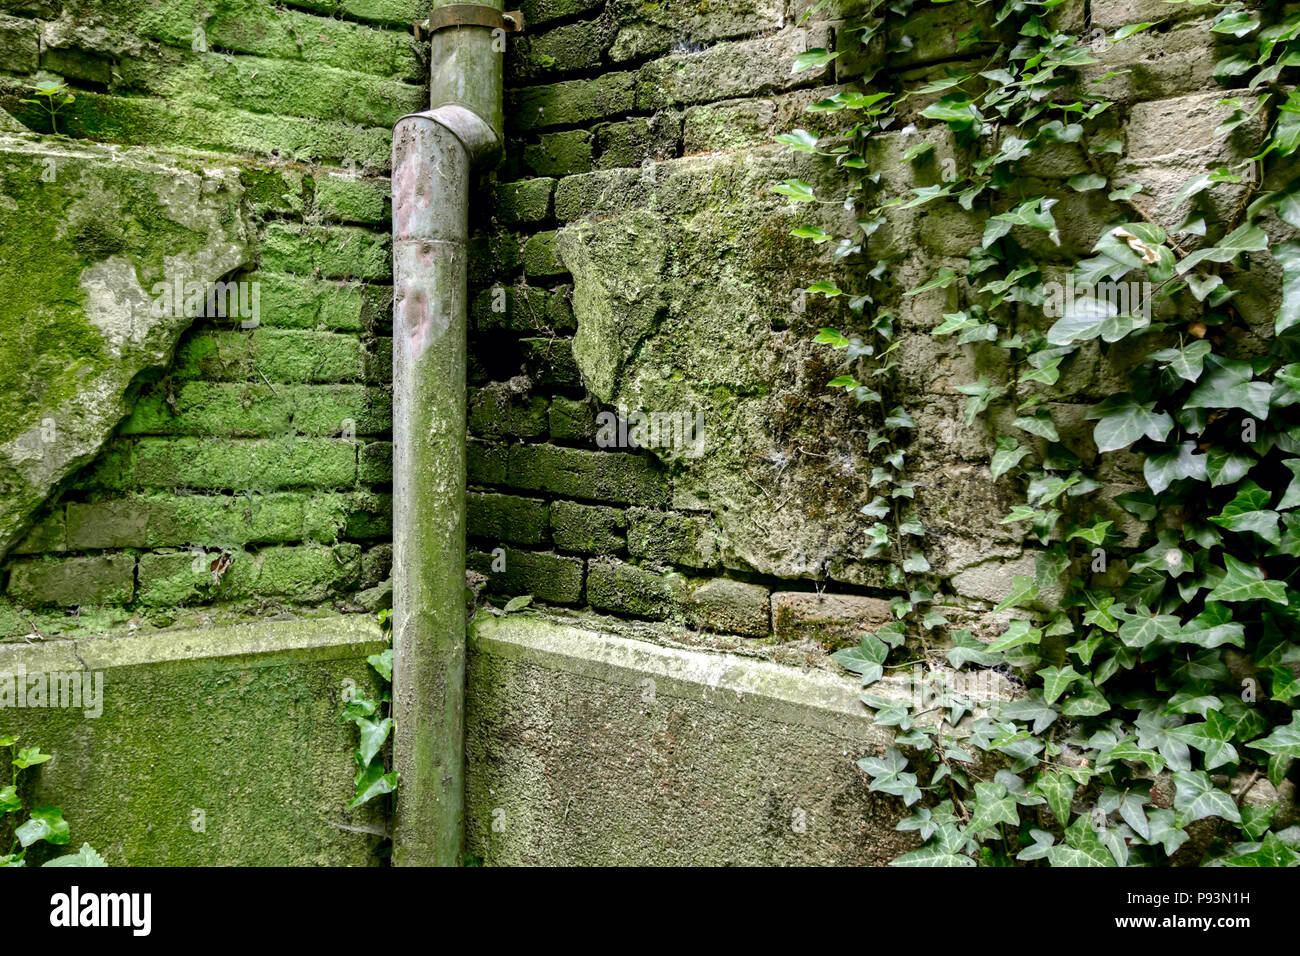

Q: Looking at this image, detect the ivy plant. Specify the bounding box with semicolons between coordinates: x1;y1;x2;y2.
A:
342;611;397;814
1;736;104;867
778;0;1300;865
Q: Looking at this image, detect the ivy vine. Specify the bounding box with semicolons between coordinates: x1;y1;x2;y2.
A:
779;0;1300;865
341;611;397;819
1;737;104;867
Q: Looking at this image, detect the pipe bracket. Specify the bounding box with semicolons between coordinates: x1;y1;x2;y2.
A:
416;5;523;36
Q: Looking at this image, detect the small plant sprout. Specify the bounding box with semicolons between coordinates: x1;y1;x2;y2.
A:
20;80;75;135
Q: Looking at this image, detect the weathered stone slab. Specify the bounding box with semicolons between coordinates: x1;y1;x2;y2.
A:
465;611;916;865
0;133;250;558
553;147;929;585
0;614;387;865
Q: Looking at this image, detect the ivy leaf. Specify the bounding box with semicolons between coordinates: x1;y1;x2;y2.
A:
1184;272;1224;301
775;128;820;152
905;267;958;296
1048;817;1114;867
990;436;1029;480
1118;607;1181;649
790;225;833;242
1247;711;1300;761
1014;414;1059;442
1269;664;1300;703
42;843;108;868
1145;809;1190;856
1088;396;1173;453
0;785;21;814
884;406;915;430
1144;442;1208;495
858;747;922;805
356;716;394;767
1061;681;1111;717
351;762;399;809
1178;602;1245;649
1276;241;1300;335
1209;479;1280;544
1223;832;1300;867
890;842;976;867
1172;770;1241;824
1016;829;1056;861
955;378;1006;425
366;649;392;682
1149;340;1212;382
860;495;890;518
1205;554;1288;605
1032;774;1074;829
920;95;984;131
876;620;906;647
791;48;839;74
902;550;931;573
966;781;1020;834
1280;460;1300;511
984;197;1059;248
999;692;1059;734
1206;447;1256;487
1114;792;1152;842
15;807;70;847
1099;737;1167;774
1173;168;1242;206
1038;666;1080;705
1067;520;1112;545
993;575;1037;613
1176;223;1269;274
946;629;1001;668
1185;355;1271;419
771;179;816;202
987;619;1041;653
1211;6;1260;37
832;633;889;685
1067;173;1106;192
12;747;52;769
1166;712;1239;770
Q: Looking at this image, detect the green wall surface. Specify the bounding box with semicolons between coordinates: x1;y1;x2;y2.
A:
1;614;388;865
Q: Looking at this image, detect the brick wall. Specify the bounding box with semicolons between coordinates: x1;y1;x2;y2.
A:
0;0;407;634
463;0;887;642
0;0;1284;646
459;0;1288;647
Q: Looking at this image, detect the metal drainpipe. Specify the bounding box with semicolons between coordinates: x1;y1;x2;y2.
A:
390;1;509;867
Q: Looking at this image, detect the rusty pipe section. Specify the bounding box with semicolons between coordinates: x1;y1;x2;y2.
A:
390;8;503;867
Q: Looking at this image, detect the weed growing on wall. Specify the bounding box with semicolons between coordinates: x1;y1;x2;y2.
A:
341;611;396;836
19;81;74;136
779;0;1300;865
1;736;104;866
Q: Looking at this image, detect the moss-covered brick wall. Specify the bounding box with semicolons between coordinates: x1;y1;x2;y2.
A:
0;0;407;637
0;0;1283;654
460;0;867;641
461;0;1291;652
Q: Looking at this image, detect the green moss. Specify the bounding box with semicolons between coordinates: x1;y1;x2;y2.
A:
0;614;386;864
0;156;203;450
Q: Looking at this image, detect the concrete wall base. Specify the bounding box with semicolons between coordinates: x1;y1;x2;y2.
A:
465;611;913;865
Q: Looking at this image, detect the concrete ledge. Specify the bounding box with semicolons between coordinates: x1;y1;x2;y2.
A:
465;611;915;865
0;614;387;866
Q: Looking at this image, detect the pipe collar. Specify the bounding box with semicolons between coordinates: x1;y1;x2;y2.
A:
394;105;501;170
